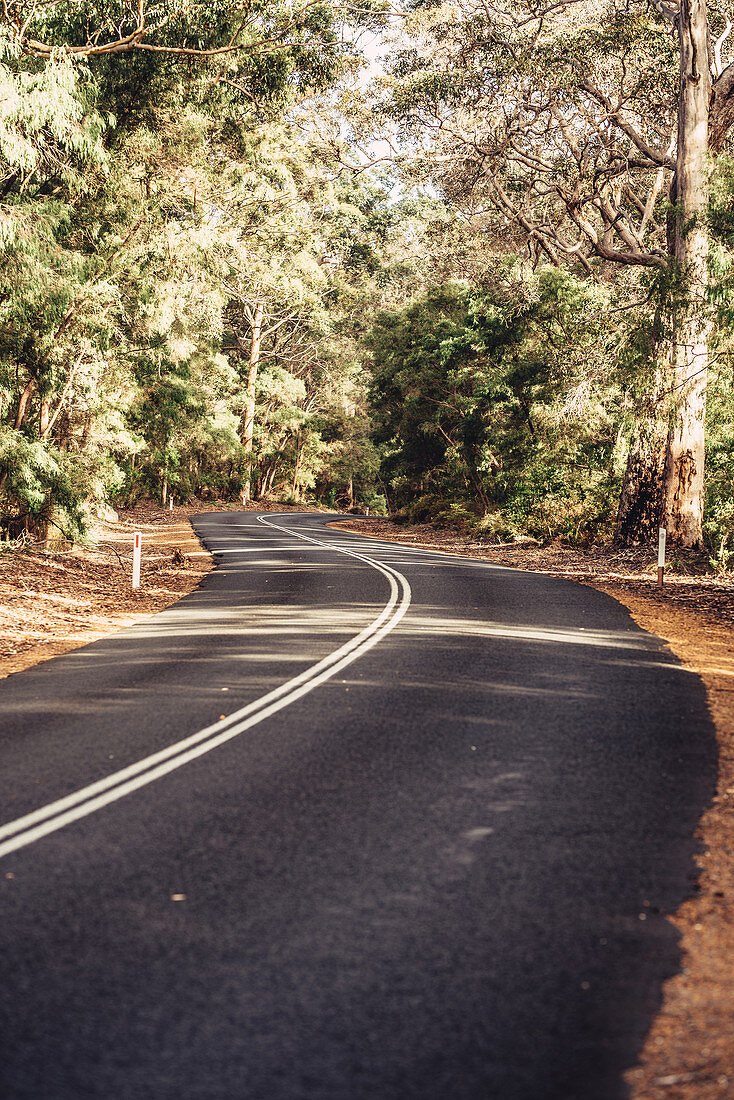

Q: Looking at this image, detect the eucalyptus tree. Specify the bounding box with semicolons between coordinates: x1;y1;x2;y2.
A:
1;0;347;64
381;0;734;547
0;42;113;536
369;268;620;536
0;0;376;533
207;117;338;500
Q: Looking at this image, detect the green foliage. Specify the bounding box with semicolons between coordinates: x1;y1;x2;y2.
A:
0;51;106;180
0;0;389;532
370;268;622;543
704;367;734;569
0;424;94;539
1;0;732;559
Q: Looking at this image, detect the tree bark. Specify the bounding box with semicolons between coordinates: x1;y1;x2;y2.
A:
240;299;264;504
661;0;711;548
616;0;711;548
709;61;734;151
291;431;302;497
39;400;50;439
13;378;35;431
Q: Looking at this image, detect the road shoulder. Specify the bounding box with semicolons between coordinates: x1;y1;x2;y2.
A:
0;504;213;681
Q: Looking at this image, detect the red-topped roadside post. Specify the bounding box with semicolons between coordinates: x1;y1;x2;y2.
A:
132;531;142;589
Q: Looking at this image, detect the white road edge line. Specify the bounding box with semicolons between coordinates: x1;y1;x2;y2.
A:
0;514;412;860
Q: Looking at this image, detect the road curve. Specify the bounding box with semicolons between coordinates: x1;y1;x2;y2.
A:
0;511;716;1099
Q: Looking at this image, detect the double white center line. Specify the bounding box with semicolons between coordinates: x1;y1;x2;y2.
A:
0;516;411;860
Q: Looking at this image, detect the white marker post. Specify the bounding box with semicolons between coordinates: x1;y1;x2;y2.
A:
132;531;142;589
657;527;666;588
169;498;173;512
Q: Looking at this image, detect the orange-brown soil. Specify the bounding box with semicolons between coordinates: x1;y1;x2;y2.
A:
0;500;328;679
0;504;213;679
1;505;732;1096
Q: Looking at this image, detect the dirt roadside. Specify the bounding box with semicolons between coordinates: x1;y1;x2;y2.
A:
0;501;327;678
0;504;214;678
1;504;732;1097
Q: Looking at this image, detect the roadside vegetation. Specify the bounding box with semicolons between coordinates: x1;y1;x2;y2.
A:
1;0;733;570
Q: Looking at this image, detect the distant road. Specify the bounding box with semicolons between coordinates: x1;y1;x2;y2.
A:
0;511;716;1099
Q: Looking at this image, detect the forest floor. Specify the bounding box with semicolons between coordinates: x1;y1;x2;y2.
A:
1;504;732;1098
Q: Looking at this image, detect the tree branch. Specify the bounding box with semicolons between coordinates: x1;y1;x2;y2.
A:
648;0;680;26
580;79;676;168
39;351;85;441
10;0;331;59
713;18;733;77
562;196;666;267
710;62;734;150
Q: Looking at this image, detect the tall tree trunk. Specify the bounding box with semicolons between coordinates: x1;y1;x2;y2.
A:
616;0;710;548
81;410;92;447
13;378;35;431
662;0;711;548
263;460;279;496
241;300;264;504
39;399;50;439
291;431;302;497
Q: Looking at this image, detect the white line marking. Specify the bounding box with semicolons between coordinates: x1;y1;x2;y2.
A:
0;515;412;860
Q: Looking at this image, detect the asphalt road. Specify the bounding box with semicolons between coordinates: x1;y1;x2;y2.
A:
0;511;716;1099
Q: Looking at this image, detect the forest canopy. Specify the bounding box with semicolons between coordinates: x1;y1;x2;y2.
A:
1;0;733;561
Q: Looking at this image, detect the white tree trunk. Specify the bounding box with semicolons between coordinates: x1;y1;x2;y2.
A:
241;299;264;504
662;0;711;548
